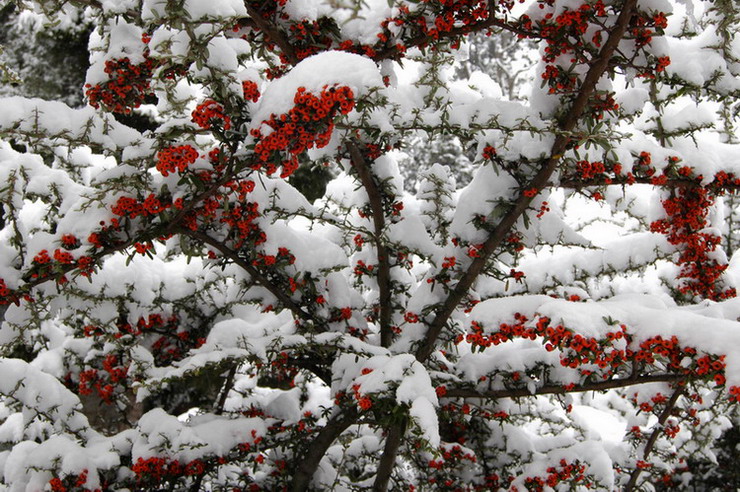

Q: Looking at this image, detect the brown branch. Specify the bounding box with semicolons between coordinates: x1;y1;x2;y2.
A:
559;176;740;192
345;142;435;492
290;408;359;492
181;228;315;323
215;364;238;415
70;0;104;8
444;373;685;400
162;172;238;236
347;142;393;347
624;386;685;492
374;14;539;61
290;354;333;386
372;418;407;492
244;3;299;66
414;0;639;363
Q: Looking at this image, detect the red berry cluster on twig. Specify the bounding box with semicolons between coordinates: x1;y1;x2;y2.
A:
192;100;232;131
156;145;199;177
250;85;355;178
651;186;736;301
86;56;156;114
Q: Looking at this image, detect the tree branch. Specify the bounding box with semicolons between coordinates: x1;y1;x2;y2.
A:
290;354;333;387
559;175;740;192
444;373;685;400
181;228;316;324
290;407;359;492
414;0;639;363
244;3;299;66
624;386;685;491
374;14;539;61
215;364;238;415
69;0;104;9
372;418;407;492
347;142;393;347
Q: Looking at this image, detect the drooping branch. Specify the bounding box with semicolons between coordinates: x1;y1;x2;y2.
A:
415;0;639;363
347;142;393;347
13;155;245;296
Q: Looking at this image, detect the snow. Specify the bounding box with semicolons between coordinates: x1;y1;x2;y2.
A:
660;102;715;134
450;164;518;243
133;409;267;462
336;0;396;45
282;0;322;21
0;359;91;437
1;1;740;489
387;214;436;256
616;87;650;115
666;30;740;93
204;35;239;72
409;397;440;447
0;97;149;152
250;51;383;131
183;0;247;20
149;27;193;63
261;221;346;273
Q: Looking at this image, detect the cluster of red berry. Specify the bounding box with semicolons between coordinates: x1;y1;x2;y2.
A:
86;56;156;114
651;185;736;301
156;144;199;177
29;242;95;283
425;444;478;488
250;85;354;178
242;80;261;102
76;353;128;404
192;100;232;131
131;457;206;482
523;460;591;491
48;470;95;492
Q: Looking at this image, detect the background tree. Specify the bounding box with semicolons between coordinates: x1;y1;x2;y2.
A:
0;3;90;107
0;1;740;491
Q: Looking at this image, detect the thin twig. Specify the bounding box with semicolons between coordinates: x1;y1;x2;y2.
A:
374;16;539;61
559;176;740;192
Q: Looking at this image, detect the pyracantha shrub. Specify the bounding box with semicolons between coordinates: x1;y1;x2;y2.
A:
1;1;740;491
